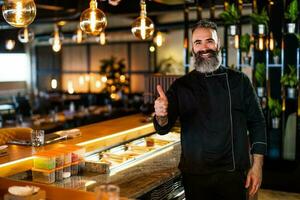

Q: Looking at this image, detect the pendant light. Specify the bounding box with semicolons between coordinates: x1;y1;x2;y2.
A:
154;31;164;47
131;0;154;40
18;27;34;43
76;25;83;43
50;24;63;52
5;39;15;50
2;0;36;28
80;0;107;35
99;32;106;45
51;79;58;89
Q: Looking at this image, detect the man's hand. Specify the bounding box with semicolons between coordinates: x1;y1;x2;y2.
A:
245;154;263;197
154;85;168;126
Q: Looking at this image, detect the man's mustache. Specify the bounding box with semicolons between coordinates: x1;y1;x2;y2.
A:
195;49;218;58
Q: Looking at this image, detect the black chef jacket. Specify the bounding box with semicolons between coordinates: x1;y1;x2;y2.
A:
154;66;267;174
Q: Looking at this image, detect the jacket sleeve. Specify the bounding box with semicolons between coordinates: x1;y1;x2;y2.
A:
243;74;267;155
153;82;179;135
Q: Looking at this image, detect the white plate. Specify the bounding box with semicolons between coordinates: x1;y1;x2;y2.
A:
8;186;40;196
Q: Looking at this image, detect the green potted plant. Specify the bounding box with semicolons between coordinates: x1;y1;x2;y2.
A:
219;4;240;36
280;65;298;99
240;33;252;65
284;0;298;33
268;97;282;129
100;56;129;101
249;7;269;35
255;62;266;97
272;47;281;64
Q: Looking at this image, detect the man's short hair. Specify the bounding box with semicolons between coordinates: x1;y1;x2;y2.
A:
192;19;218;34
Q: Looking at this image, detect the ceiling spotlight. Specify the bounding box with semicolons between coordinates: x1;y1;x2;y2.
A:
131;0;154;40
80;0;107;35
18;27;34;43
2;0;36;28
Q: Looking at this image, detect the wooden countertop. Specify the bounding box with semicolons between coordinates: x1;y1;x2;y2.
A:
0;114;155;177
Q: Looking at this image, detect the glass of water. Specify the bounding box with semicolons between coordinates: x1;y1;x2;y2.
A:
31;130;45;147
95;184;120;200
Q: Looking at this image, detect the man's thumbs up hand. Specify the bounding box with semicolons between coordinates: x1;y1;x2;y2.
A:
154;85;168;117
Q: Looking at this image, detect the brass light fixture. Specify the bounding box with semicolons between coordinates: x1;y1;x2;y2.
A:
131;0;154;40
18;27;34;43
2;0;36;28
80;0;107;35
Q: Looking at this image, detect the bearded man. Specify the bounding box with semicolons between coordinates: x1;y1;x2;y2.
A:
153;19;267;200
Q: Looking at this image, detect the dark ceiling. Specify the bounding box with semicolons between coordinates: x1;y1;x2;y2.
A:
0;0;226;26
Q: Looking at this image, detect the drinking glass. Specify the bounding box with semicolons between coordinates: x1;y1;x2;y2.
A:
31;130;45;147
95;184;120;200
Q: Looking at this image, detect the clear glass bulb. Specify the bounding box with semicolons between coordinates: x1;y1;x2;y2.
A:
49;25;63;52
2;0;36;28
80;0;107;35
154;31;163;47
131;0;154;40
5;39;15;50
99;32;106;45
18;27;34;43
51;79;58;89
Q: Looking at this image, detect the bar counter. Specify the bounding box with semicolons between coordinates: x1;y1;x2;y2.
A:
0;114;182;199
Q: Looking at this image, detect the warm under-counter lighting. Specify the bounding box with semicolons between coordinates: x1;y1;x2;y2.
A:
80;0;107;35
5;39;15;50
2;0;36;27
131;0;154;40
77;124;153;146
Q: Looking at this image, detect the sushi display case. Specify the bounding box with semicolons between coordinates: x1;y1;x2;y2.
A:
84;131;180;175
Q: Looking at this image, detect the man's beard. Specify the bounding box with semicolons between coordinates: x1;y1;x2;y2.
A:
193;49;222;73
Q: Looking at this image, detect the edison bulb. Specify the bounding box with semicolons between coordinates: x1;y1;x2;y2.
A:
51;79;58;89
131;16;154;40
99;32;106;45
131;0;154;40
18;27;34;43
2;0;36;28
5;39;15;50
80;0;107;35
49;25;63;52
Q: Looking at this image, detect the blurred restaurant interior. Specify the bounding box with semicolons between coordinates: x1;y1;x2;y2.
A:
0;0;299;199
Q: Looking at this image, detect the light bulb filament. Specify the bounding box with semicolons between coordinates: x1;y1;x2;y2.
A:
90;10;96;32
141;18;146;40
16;2;23;24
